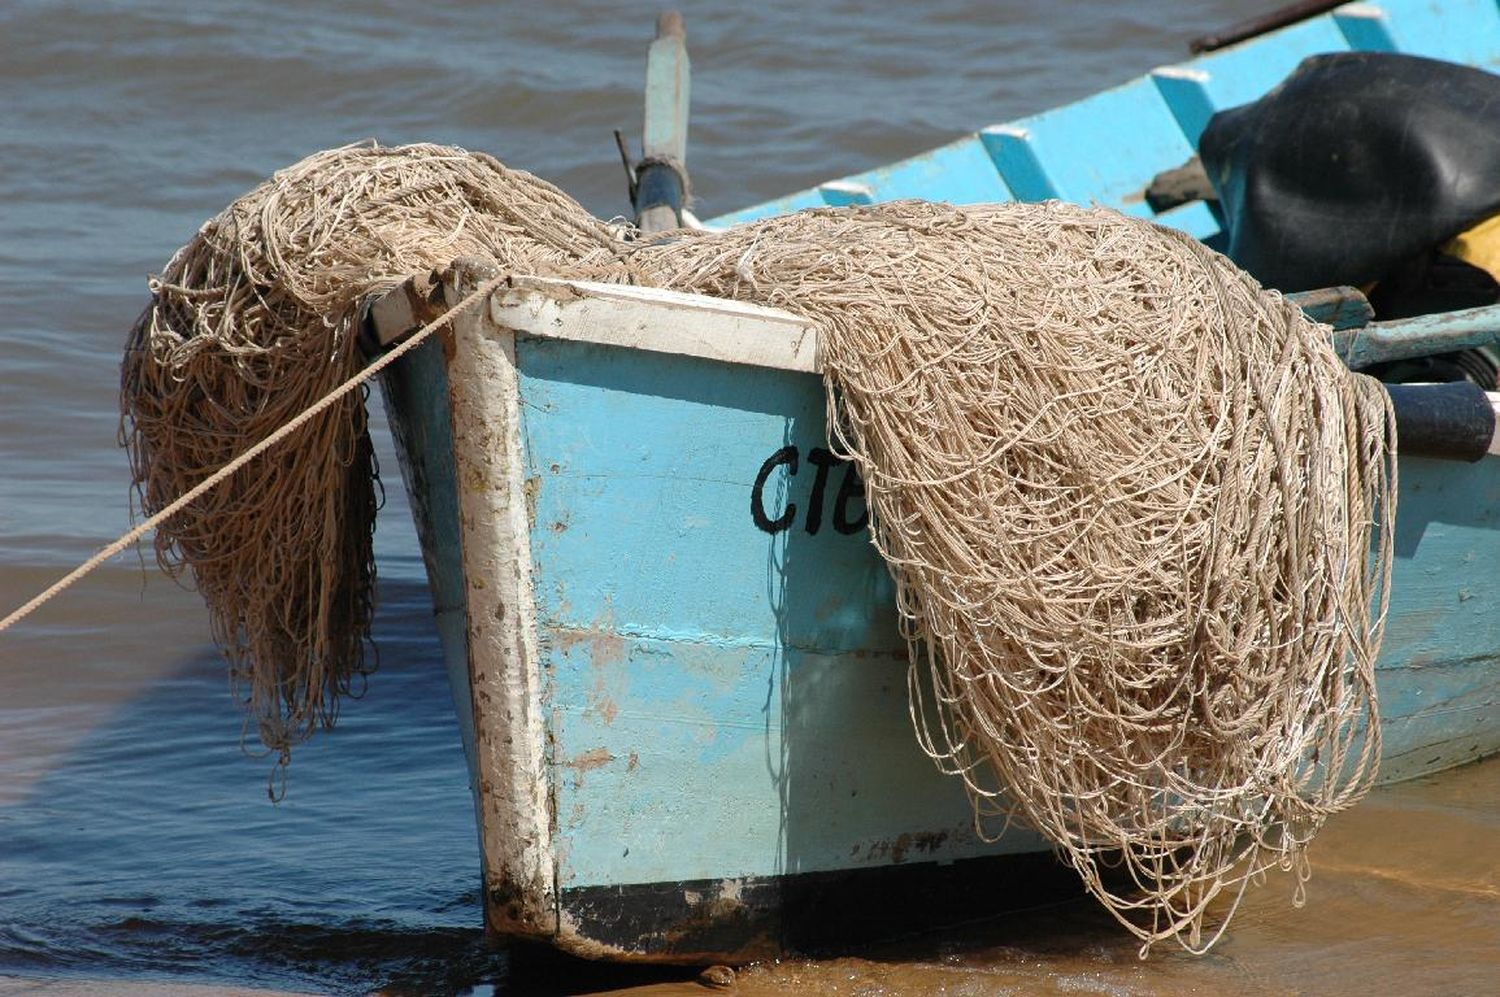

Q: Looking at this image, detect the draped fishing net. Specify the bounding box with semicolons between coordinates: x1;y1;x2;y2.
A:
124;144;1396;950
121;144;631;781
656;204;1397;953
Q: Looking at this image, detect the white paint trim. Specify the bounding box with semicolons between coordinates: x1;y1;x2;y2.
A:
445;275;558;937
818;179;875;202
1337;4;1387;21
980;124;1030;140
1150;65;1211;83
490;275;822;373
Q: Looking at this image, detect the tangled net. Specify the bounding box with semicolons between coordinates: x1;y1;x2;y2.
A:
125;144;1396;949
122;144;630;774
645;205;1396;952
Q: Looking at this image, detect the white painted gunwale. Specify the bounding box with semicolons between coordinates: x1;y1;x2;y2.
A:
488;275;821;373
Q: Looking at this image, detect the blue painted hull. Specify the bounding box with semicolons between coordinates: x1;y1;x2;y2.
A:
381;0;1500;963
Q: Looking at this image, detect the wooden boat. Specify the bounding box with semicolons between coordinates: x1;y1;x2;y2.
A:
370;0;1500;964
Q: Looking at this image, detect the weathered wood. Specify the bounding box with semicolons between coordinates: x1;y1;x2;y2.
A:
365;271;819;369
1189;0;1347;53
489;274;820;372
1334;301;1500;368
358;271;445;355
1286;285;1376;331
643;12;688;162
441;262;558;941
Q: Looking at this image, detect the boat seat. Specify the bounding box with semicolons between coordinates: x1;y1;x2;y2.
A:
1198;51;1500;293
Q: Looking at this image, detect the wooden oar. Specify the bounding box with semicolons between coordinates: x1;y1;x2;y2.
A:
1189;0;1347;53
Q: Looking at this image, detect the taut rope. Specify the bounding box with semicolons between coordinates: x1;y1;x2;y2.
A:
0;279;500;637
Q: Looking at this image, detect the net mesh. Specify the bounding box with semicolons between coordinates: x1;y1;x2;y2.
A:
122;143;630;775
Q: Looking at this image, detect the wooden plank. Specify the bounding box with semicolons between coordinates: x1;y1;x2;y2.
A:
358;271;446;354
643;11;689;163
1334;301;1500;368
438;260;564;935
1286;285;1376;330
441;263;558;941
489;275;821;373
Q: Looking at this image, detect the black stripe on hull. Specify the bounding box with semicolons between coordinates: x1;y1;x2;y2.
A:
505;849;1087;965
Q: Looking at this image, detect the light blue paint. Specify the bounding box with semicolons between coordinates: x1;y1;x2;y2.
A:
834;135;1014;206
543;631;1019;887
976;126;1055;202
1333;302;1500;367
710;188;827;227
1338;0;1500;68
707;76;1202;227
512;335;1046;886
1375;456;1500;778
518;336;898;653
498;334;1500;891
982;76;1198;212
1153;17;1350;144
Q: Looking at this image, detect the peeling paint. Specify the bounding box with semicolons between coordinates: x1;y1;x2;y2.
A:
567;747;616;772
552;622;628;668
523;475;541;523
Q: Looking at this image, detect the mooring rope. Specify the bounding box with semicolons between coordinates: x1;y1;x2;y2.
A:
0;277;500;637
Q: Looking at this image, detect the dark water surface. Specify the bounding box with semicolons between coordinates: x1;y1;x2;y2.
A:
2;1;1496;994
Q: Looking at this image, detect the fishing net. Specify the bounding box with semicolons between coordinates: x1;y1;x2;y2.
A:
121;143;630;780
644;204;1396;952
124;144;1396;950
